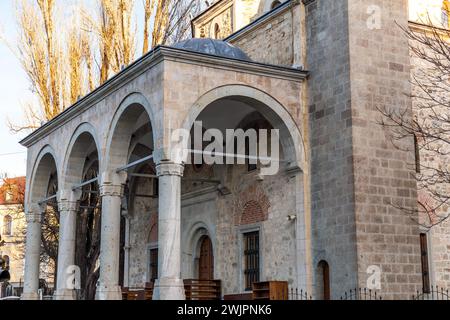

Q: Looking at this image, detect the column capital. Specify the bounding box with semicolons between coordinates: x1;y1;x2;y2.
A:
100;184;124;197
26;203;45;223
156;162;184;177
25;212;42;224
58;200;79;213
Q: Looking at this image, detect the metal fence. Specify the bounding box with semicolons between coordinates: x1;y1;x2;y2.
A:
340;288;382;300
289;288;313;300
412;286;450;300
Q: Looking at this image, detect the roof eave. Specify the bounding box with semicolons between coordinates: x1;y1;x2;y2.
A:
20;46;308;148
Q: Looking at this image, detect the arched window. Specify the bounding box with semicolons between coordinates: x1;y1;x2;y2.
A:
2;215;12;236
271;1;281;10
317;260;330;300
214;23;220;39
442;0;450;28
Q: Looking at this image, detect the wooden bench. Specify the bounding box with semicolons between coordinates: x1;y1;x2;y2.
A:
122;282;154;300
223;293;253;300
184;279;221;300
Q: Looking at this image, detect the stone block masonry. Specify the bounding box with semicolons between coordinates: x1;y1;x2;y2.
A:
306;0;422;299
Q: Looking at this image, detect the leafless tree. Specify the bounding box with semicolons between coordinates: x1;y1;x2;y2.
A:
144;0;209;53
3;0;209;132
1;0;212;299
378;18;450;229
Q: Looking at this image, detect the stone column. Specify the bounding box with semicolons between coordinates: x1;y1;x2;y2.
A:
153;162;185;300
21;204;44;300
54;196;79;300
96;183;124;300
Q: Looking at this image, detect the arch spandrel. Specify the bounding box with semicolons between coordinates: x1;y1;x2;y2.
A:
27;145;60;207
171;84;306;171
103;92;160;185
60;123;102;195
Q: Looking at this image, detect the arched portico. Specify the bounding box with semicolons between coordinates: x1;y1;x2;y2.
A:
21;44;309;300
55;123;101;300
180;85;305;170
178;85;311;296
169;84;311;296
97;93;158;300
22;146;59;300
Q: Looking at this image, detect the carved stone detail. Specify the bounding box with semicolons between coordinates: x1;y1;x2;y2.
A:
156;162;185;177
100;184;124;198
58;200;79;213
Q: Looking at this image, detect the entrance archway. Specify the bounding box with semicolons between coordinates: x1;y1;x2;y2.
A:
317;260;330;300
176;85;309;295
101;93;156;296
24;146;59;299
61;124;101;300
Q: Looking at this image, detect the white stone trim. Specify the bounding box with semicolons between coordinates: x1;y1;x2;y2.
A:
20;47;306;149
180;84;306;171
27;145;60;206
60;122;102;193
104;92;158;174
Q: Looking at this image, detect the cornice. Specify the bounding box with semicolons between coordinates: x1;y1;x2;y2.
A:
19;47;165;148
20;46;308;148
160;46;308;81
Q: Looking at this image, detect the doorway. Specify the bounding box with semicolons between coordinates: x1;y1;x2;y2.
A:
198;236;214;280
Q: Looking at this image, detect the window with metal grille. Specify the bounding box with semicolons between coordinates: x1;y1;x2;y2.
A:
420;233;430;293
243;231;260;291
149;248;158;282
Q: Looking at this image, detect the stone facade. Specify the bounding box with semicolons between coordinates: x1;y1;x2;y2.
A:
348;0;422;299
409;20;450;289
20;43;307;300
18;0;450;300
304;0;359;298
229;5;296;67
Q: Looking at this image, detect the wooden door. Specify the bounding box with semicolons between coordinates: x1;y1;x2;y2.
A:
150;248;158;282
321;261;330;300
198;236;214;280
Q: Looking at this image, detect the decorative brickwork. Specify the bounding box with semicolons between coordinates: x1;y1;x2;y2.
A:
241;200;267;225
234;185;270;226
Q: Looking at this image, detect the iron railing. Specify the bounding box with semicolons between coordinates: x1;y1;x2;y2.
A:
412;286;450;300
289;288;313;300
340;288;382;300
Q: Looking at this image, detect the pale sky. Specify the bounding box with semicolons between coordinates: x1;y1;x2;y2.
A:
0;0;440;178
0;0;146;179
0;0;29;178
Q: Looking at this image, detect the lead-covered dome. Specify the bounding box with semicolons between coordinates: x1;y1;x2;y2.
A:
172;38;252;61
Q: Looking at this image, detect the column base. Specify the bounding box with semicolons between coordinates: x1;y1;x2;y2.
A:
153;278;186;300
21;292;40;300
54;289;77;300
95;284;122;300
